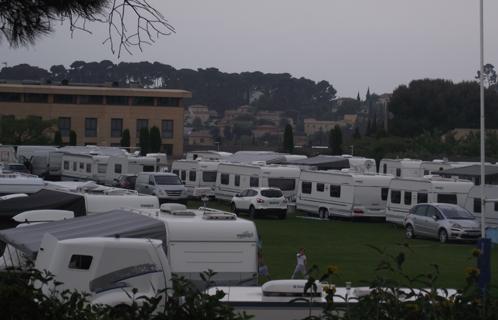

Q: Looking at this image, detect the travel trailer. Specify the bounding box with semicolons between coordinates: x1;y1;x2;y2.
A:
0;170;45;196
378;158;423;177
285;155;375;173
0;204;259;288
59;146;161;185
186;150;232;161
214;163;301;201
296;170;393;219
385;176;474;225
463;185;498;228
171;160;219;197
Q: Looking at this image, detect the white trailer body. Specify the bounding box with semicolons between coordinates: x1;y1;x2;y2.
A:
171;160;219;197
344;156;377;173
296;170;393;218
379;158;423;178
464;185;498;228
215;163;301;201
386;176;473;225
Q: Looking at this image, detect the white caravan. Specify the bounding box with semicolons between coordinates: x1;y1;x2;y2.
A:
386;176;474;225
186;150;232;161
296;170;393;219
171;160;219;197
215;163;301;201
378;158;423;177
343;155;377;173
464;185;498;228
0;170;45;195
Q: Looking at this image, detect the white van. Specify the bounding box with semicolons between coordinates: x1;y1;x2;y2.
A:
215;163;301;201
171;160;219;197
296;170;393;219
386;176;473;225
135;172;188;203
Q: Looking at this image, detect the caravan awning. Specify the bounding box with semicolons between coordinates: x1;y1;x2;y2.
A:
0;210;167;259
0;189;86;229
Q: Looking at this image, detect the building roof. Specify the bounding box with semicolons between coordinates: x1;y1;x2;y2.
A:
0;83;192;98
438;164;498;177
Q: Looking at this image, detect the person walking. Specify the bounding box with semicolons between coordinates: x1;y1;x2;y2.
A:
291;247;307;279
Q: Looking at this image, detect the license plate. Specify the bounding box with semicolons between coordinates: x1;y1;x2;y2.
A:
270;201;279;205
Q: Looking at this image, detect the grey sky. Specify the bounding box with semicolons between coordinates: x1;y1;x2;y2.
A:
2;0;498;97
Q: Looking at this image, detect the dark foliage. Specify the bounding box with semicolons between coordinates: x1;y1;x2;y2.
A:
120;128;131;148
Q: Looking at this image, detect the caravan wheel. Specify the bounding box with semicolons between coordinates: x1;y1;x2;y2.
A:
319;208;329;220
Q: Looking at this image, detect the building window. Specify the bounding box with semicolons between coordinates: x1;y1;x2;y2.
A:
161;120;174;138
111;118;123;137
24;93;48;103
131;96;154;106
220;173;229;185
162;144;173;156
136;119;148;137
316;183;324;192
79;95;103;104
106;96;129;105
0;92;21;102
157;97;180;107
58;117;71;137
53;94;77;104
301;182;312;194
250;176;259;187
85;118;97;137
330;185;341;198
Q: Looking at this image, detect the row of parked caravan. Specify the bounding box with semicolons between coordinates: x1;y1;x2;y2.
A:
170;155;498;228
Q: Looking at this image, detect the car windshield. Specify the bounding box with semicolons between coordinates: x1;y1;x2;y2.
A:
439;205;475;220
261;189;283;198
154;175;182;185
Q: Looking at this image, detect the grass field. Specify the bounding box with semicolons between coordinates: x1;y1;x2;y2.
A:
188;200;498;289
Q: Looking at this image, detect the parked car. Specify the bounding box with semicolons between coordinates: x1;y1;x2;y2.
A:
112;174;138;190
404;203;481;243
135;172;188;204
230;187;287;219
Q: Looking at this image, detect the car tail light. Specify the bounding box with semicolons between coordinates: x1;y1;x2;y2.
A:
256;198;265;203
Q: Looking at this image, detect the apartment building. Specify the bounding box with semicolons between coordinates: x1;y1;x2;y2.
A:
0;83;191;157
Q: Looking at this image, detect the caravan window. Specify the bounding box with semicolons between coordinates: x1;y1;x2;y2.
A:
86;164;91;173
69;254;93;270
404;192;412;205
72;162;77;171
220;173;229;185
495;202;498;212
189;171;197;182
437;193;457;204
383;164;387;174
301;182;312;194
143;166;154;172
250;176;259;187
79;162;84;170
330;185;341;198
381;188;389;201
63;161;69;170
473;198;482;213
316;183;325;192
268;178;296;191
396;168;401;177
234;175;240;186
180;170;186;181
417;192;428;203
390;190;401;204
114;164;122;174
202;171;217;182
97;164;107;174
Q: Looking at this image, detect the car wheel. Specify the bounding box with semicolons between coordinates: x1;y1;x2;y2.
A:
439;229;448;243
249;205;257;219
405;224;415;239
231;202;238;215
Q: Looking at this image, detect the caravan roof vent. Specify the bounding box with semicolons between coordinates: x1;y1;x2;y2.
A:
199;207;236;220
160;203;188;214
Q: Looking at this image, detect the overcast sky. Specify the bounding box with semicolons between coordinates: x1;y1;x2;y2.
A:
2;0;498;97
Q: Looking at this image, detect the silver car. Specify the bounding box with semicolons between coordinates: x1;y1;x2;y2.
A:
404;203;480;243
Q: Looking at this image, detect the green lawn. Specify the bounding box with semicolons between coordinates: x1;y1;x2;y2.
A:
188;200;498;289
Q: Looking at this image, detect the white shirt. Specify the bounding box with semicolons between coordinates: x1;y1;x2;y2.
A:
296;253;306;266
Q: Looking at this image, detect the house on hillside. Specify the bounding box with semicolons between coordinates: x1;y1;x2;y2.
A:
304;118;347;136
188;130;214;146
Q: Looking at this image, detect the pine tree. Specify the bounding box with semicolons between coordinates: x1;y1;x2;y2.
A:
282;124;294;154
329;125;343;155
69;130;77;146
149;126;161;152
139;127;150;155
120;129;130;148
356;92;361;102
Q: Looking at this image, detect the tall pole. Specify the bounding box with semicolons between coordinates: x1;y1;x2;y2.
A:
479;0;486;238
